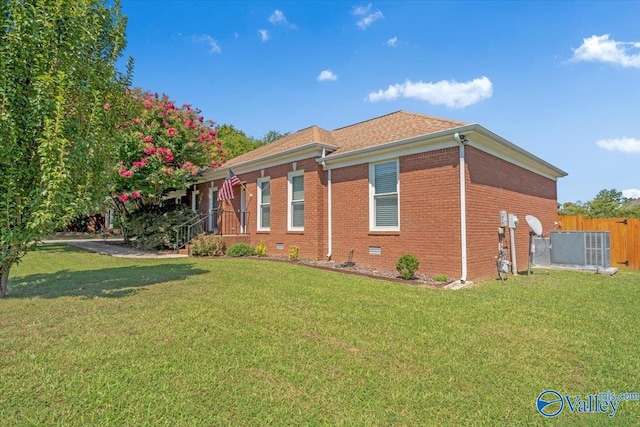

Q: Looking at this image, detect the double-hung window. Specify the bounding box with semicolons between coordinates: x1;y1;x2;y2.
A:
257;177;270;231
370;160;399;231
191;188;200;212
288;171;304;231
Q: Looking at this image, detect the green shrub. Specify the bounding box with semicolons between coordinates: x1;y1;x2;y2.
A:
288;245;300;261
190;234;226;257
255;239;267;257
396;254;420;280
124;205;194;250
226;243;256;257
435;274;448;282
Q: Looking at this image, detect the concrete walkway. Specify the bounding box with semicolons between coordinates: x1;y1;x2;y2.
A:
44;239;188;259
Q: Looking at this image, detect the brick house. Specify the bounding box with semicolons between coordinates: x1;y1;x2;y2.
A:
189;111;566;281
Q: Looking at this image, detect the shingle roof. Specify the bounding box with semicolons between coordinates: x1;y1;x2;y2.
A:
223;111;466;167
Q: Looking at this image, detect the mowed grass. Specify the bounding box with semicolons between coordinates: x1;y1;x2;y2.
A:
1;244;639;426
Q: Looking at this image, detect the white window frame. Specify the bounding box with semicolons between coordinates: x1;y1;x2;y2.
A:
191;188;200;212
257;177;271;231
208;187;218;232
287;170;304;231
369;159;400;231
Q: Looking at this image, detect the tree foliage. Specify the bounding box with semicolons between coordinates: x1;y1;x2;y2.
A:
559;188;640;218
216;124;264;159
261;129;290;144
110;89;225;211
0;0;128;297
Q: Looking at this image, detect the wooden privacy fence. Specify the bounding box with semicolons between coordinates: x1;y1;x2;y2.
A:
557;215;640;270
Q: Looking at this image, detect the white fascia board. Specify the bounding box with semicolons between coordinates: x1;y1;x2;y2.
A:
198;142;338;183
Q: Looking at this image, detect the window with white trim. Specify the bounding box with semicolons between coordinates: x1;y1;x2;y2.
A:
191;188;200;212
257;177;270;231
370;160;399;231
288;170;304;231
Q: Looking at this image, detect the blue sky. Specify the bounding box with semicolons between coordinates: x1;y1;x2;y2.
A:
121;1;640;204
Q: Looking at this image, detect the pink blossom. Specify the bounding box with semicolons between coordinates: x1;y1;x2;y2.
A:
165;151;174;162
143;144;156;155
131;191;141;199
167;127;177;137
143;99;152;109
119;193;129;203
118;168;134;178
140;157;149;165
104;103;111;111
133;118;141;124
143;135;153;143
184;119;195;128
163;121;169;128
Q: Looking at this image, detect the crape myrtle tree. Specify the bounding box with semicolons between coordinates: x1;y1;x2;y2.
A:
108;90;226;244
0;0;129;297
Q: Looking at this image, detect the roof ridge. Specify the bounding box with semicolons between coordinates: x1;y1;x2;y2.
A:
397;110;467;126
332;110;403;131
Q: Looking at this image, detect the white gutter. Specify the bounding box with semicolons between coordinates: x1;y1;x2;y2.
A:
454;132;468;284
321;148;332;260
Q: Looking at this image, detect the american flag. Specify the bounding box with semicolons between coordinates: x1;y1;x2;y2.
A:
217;169;241;201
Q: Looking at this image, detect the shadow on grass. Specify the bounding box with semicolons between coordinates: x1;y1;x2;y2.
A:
8;263;207;299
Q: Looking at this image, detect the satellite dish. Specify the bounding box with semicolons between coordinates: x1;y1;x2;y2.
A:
525;215;543;236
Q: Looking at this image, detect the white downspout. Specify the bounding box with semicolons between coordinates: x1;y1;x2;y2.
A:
454;133;468;284
327;168;332;260
321;148;332;260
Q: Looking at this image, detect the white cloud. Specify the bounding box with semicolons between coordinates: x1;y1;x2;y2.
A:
571;34;640;68
352;3;384;29
269;10;296;29
622;189;640;199
317;70;338;81
193;34;221;54
258;29;269;42
387;36;397;47
366;76;493;108
596;137;640;153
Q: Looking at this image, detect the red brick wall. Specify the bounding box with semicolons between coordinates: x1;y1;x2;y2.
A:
198;146;560;282
465;147;559;280
331;148;463;278
206;158;327;260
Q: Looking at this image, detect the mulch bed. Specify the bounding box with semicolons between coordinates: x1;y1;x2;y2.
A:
101;240;450;288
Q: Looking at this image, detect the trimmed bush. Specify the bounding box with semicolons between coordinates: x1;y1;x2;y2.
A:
226;243;256;257
396;254;420;280
435;274;449;282
190;234;226;257
288;245;300;261
255;239;267;257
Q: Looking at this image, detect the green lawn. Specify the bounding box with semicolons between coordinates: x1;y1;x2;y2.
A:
1;244;639;426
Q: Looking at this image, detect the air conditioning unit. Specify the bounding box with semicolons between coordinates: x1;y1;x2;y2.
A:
550;231;611;269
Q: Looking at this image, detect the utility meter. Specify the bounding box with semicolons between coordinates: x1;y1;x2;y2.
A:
500;210;508;227
508;213;518;229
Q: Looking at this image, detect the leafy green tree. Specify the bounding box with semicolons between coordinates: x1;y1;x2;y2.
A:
586;189;626;218
0;0;128;297
261;129;290;144
216;124;264;158
558;201;588;216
